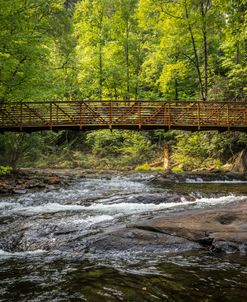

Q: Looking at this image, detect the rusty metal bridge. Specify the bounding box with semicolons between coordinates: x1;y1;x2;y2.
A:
0;100;247;132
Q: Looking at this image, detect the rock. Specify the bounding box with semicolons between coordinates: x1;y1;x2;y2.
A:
0;180;11;194
89;228;201;254
0;188;10;194
124;193;184;204
132;202;247;253
13;189;27;194
47;176;61;185
150;171;247;185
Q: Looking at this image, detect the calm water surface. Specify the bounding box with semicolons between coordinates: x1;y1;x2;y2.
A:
0;173;247;301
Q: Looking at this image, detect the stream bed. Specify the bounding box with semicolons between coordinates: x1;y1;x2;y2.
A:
1;172;247;301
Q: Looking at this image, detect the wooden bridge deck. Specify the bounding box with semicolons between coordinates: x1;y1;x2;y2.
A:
0;100;247;132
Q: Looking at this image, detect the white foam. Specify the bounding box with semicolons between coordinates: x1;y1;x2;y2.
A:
3;194;247;217
10;203;87;215
186;178;204;183
186;178;247;184
73;214;115;226
0;202;17;209
86;201;194;213
0;249;45;258
195;194;247;206
4;200;194;216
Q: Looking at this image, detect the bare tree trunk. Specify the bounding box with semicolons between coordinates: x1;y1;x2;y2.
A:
99;14;103;101
99;42;103;100
184;0;205;101
163;144;170;171
135;41;142;100
125;19;130;101
200;1;210;101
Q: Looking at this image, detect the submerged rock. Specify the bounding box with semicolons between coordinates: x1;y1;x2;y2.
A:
89;228;201;254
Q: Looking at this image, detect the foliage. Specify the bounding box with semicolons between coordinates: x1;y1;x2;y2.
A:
0;166;12;175
171;131;247;171
0;0;75;101
0;1;246;171
0;132;61;168
85;130;155;167
135;163;150;171
0;0;245;102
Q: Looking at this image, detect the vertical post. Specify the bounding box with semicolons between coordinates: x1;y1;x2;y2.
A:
109;101;112;130
79;102;83;130
56;105;58;125
50;102;53;130
20;102;23;131
227;103;230;130
168;104;171;130
217;107;220;126
164;106;166;127
29;109;31;125
197;103;201;130
245;109;247;128
138;101;141;130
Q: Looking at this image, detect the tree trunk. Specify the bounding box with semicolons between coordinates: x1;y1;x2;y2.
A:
125;19;130;100
184;0;205;101
200;2;209;101
163;145;170;171
99;15;103;101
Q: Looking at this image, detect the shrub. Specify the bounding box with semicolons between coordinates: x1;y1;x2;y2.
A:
0;166;13;175
135;163;151;171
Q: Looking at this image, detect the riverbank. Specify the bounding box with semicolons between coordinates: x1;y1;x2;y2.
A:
1;168;247;195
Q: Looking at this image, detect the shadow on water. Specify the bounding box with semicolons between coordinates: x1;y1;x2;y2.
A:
1;253;247;302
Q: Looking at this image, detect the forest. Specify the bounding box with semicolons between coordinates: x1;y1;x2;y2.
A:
0;0;246;171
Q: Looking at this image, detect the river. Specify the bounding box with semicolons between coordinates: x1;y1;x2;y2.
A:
0;172;247;301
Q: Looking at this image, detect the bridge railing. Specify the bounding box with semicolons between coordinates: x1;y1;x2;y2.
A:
0;100;247;131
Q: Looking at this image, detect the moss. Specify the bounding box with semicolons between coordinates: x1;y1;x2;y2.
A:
172;165;184;172
135;163;151;171
152;167;164;172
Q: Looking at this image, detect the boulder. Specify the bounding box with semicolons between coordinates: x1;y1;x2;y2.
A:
89;228;201;254
47;175;61;185
132;202;247;253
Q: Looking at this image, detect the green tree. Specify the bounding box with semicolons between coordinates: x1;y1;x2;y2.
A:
139;0;224;100
220;0;247;100
0;0;73;102
74;0;113;99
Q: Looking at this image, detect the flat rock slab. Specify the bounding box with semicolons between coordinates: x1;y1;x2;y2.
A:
132;202;247;253
89;228;201;254
87;202;247;255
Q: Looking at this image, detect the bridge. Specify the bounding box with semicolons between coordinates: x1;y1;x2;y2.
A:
0;100;247;132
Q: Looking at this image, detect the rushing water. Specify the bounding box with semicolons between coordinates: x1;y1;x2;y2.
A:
0;172;247;301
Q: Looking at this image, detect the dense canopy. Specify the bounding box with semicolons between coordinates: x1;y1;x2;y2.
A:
0;0;246;171
0;0;246;102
